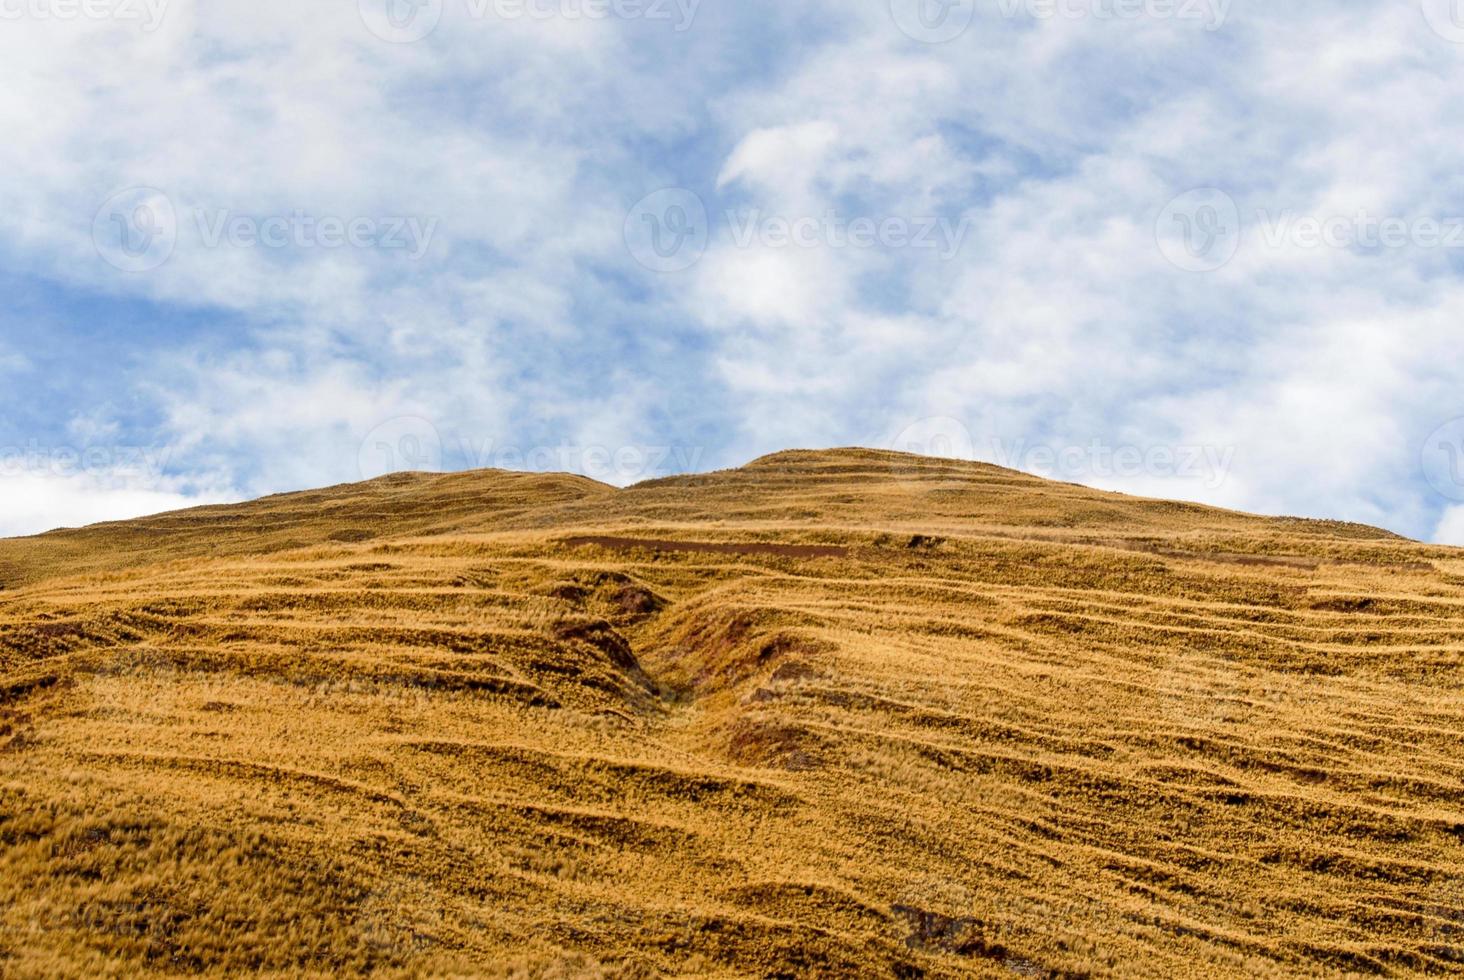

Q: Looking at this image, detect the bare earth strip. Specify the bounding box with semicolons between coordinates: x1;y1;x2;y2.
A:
563;536;850;559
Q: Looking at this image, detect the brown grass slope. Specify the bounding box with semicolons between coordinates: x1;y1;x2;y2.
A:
0;468;613;589
1;449;1461;978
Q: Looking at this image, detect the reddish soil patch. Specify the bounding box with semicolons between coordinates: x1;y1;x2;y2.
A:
1109;540;1434;573
563;536;847;559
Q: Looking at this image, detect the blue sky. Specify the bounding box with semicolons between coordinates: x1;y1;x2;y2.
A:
4;0;1464;542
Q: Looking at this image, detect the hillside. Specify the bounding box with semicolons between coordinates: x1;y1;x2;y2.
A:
1;449;1462;977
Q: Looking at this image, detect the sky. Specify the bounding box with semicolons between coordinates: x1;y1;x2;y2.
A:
3;0;1464;542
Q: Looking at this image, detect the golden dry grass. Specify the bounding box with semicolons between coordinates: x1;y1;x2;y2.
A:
1;449;1462;977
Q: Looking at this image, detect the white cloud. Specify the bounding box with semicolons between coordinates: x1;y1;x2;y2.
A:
0;348;30;375
1434;506;1464;547
717;121;841;194
2;1;1463;541
0;468;234;538
671;4;1464;537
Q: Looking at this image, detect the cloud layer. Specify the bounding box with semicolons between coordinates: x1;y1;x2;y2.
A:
2;0;1462;541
